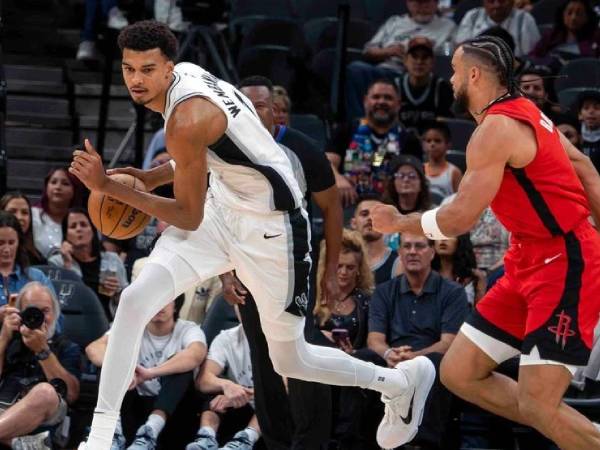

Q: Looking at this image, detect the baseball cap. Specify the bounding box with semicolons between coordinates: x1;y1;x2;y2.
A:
407;36;434;56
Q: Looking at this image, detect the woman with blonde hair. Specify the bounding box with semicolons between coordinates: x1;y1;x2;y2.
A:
314;229;374;354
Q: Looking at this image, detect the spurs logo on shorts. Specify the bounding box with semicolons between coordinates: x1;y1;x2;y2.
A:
294;292;308;313
547;310;576;349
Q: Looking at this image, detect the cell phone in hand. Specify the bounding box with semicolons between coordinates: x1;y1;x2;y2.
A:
332;328;349;344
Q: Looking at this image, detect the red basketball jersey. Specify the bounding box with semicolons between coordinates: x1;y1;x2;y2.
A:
486;97;590;239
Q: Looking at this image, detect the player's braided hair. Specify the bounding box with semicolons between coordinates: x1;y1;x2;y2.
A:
460;35;520;113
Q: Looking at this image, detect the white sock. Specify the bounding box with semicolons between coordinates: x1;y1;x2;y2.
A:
199;426;216;438
86;409;120;448
367;365;409;398
145;414;166;436
243;427;259;444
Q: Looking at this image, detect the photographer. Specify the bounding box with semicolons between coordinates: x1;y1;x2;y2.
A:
0;281;80;448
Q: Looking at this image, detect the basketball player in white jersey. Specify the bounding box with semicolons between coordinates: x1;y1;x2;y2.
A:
71;21;435;450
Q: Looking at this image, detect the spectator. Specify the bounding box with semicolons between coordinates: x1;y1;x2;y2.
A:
350;195;400;284
327;79;422;207
0;192;45;266
272;85;291;126
237;75;340;450
313;230;381;449
518;68;561;122
77;0;127;60
314;229;374;352
577;90;600;172
0;281;80;448
48;207;128;320
32;168;84;260
530;0;600;67
432;234;487;305
422;121;462;201
398;37;455;131
556;113;582;148
86;295;207;449
455;0;541;56
187;306;260;450
346;0;456;119
382;155;431;215
367;233;469;448
0;212;56;317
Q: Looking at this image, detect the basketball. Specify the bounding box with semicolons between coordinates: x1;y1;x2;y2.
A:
88;173;152;240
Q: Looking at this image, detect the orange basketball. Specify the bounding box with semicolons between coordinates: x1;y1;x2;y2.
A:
88;173;152;240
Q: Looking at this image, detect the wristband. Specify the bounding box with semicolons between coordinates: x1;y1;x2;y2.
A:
421;207;450;240
383;348;393;360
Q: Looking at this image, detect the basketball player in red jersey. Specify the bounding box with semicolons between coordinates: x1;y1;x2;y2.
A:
372;35;600;449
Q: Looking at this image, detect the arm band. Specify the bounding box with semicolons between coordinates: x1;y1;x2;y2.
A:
421;207;450;240
169;159;176;171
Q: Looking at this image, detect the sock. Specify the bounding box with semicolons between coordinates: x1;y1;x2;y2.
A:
145;414;166;437
243;427;259;444
199;426;216;438
86;409;120;448
367;365;409;399
115;416;123;436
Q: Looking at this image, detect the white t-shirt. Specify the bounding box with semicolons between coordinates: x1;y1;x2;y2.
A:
207;325;253;390
108;319;207;396
32;206;63;259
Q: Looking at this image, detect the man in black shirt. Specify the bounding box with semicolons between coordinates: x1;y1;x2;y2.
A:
398;37;454;132
219;76;343;450
326;79;422;206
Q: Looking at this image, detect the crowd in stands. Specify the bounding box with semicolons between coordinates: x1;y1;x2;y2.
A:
3;0;600;448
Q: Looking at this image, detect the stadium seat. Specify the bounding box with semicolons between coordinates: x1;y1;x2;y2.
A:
434;54;453;81
237;45;298;90
440;118;477;153
310;47;363;90
453;0;482;25
201;294;239;346
531;0;564;26
446;150;467;173
295;0;368;21
366;0;408;24
51;279;109;349
239;18;306;59
34;264;82;282
229;0;297;19
303;17;375;54
555;58;600;110
289;113;328;149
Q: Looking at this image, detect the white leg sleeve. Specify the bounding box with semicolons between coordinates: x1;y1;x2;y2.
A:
87;259;200;449
266;336;408;398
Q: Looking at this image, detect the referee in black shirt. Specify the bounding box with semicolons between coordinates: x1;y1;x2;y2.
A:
220;76;343;450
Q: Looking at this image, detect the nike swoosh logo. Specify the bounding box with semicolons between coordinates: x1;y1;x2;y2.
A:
400;388;415;424
544;253;562;264
264;233;282;239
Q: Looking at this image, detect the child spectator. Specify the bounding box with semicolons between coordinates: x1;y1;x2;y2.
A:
422;122;462;201
578;91;600;172
187;306;260;450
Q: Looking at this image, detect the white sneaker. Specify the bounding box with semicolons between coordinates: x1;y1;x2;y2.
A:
376;356;436;449
11;431;51;449
107;6;129;30
76;41;98;61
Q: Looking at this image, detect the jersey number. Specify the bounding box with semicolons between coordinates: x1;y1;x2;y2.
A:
539;112;554;133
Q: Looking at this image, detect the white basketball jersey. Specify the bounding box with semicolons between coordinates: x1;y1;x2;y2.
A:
162;62;303;214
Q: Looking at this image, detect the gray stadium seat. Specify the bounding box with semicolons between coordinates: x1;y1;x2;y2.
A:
34;264;82;282
555;58;600;110
289;113;328;149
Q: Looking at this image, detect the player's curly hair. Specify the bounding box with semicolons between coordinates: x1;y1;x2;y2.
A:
118;20;178;61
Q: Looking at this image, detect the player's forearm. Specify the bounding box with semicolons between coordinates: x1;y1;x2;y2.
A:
101;178;204;230
152;345;206;378
146;162;175;190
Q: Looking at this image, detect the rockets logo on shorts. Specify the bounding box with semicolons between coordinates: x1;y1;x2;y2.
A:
547;310;576;349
